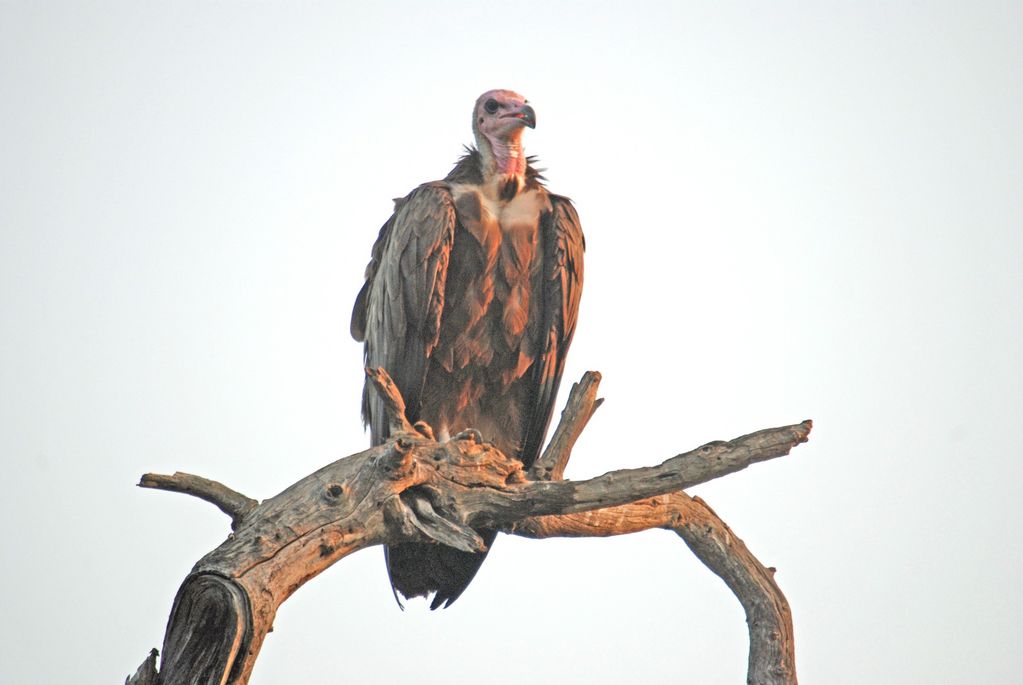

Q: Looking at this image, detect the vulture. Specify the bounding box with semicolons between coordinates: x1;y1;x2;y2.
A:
351;89;584;609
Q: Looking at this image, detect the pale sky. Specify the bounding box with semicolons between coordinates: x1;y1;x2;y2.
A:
2;2;1020;683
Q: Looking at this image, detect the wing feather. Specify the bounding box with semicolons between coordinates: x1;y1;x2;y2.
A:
518;193;585;467
351;182;457;444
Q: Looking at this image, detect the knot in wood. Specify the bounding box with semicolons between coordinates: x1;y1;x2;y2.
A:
700;441;727;458
376;439;420;480
324;483;346;500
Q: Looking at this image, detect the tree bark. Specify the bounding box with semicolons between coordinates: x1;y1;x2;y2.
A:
127;370;810;684
514;493;797;684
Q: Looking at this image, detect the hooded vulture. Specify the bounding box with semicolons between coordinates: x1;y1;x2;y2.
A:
351;89;584;608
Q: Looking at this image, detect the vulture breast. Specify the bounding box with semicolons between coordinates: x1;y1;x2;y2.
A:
421;181;548;456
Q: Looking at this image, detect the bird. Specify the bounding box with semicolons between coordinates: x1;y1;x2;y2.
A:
351;89;584;609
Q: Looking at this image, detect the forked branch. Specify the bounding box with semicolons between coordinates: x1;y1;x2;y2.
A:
130;369;809;684
514;493;797;684
138;472;257;531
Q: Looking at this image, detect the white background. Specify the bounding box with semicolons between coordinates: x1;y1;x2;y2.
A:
2;2;1020;683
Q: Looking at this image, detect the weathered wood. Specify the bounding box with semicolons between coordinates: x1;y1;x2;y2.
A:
130;370;810;684
513;491;799;684
458;421;812;529
365;366;417;436
139;472;257;531
530;370;604;481
676;497;798;685
160;574;251;685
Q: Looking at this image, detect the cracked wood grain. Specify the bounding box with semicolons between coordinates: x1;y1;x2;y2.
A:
127;370;809;685
513;492;798;684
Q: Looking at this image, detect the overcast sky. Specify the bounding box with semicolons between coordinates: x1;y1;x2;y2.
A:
2;2;1020;683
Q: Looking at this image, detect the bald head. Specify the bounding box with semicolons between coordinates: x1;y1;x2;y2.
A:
472;89;536;178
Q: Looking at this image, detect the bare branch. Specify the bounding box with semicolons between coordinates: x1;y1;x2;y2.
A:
138;472;258;530
530;370;604;481
365;366;416;436
512;492;797;684
675;496;797;685
128;372;811;684
463;421;812;527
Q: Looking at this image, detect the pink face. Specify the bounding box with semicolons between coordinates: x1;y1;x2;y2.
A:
473;89;537;142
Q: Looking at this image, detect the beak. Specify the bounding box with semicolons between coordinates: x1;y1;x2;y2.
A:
510;103;536;129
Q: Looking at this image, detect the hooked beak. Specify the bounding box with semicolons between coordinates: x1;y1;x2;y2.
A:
505;103;536;129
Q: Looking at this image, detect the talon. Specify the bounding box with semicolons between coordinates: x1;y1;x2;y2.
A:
452;428;483;443
413;420;436;441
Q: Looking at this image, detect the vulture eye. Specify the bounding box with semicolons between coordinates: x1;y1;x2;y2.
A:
484;98;499;114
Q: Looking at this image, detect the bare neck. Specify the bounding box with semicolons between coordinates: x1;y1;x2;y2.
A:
479;131;526;179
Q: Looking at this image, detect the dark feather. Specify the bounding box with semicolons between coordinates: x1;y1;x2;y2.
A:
352;183;457;442
518;194;585;468
351;150;584;608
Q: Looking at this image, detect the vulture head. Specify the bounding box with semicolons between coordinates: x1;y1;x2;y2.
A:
472;89;536;178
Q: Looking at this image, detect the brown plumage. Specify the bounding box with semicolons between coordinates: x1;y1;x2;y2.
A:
351;90;584;608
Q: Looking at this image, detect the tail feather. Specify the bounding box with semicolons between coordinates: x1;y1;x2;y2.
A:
386;529;499;609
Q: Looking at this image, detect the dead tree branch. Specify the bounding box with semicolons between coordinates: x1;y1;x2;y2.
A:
530;370;604;481
514;492;797;684
128;369;810;685
138;472;257;531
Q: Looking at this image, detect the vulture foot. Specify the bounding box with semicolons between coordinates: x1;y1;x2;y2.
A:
452;428;483;444
413;420;436;441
